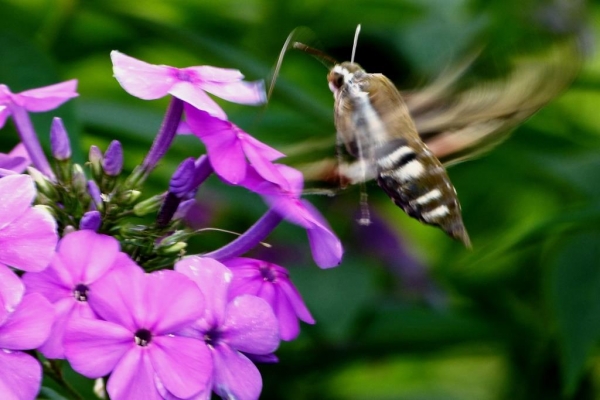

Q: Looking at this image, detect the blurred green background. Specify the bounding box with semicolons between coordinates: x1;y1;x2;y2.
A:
2;0;600;399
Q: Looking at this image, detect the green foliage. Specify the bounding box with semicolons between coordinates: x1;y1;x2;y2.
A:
1;0;600;399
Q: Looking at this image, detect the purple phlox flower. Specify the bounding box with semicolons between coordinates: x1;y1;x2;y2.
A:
64;264;211;400
0;80;78;129
0;266;54;400
185;105;287;187
0;143;30;177
111;51;266;120
240;164;343;268
50;117;72;160
0;174;57;273
223;257;314;341
175;257;279;400
22;231;137;359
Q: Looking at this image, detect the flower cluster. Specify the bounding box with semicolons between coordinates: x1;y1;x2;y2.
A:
0;50;342;399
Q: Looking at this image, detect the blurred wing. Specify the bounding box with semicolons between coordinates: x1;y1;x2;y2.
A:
405;39;583;166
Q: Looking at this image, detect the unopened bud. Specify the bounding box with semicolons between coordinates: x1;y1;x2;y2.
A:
72;164;87;195
102;140;123;176
87;180;104;211
133;193;165;216
50;117;71;161
89;145;103;181
80;211;102;231
27;167;58;200
156;241;187;255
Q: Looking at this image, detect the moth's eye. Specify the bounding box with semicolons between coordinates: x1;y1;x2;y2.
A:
334;74;344;88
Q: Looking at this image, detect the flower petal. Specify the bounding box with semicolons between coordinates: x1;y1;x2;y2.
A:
278;277;315;324
212;344;263;400
223;295;279;355
64;318;132;378
201;80;266;105
0;106;9;129
175;257;232;327
0;293;53;350
173;83;227;120
0;174;36;230
107;347;163;400
0;350;42;400
17;80;78;112
57;231;120;283
22;258;73;303
185;106;246;184
150;335;212;398
302;200;343;268
0;263;24;314
258;282;300;341
142;270;205;334
184;66;244;82
111;51;175;100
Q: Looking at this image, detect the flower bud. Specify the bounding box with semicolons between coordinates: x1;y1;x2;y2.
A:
169;158;196;198
102;140;123;176
89;145;103;181
80;211;102;231
72;164;87;195
50;117;71;161
87;180;104;211
156;241;187;255
133;193;165;216
27;167;58;200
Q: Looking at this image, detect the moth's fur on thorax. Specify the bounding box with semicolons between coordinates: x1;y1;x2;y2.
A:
328;62;471;247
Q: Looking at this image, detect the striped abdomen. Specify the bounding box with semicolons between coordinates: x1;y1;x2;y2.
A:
375;138;471;247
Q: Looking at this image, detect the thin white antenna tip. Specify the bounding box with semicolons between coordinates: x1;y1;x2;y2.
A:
351;24;361;63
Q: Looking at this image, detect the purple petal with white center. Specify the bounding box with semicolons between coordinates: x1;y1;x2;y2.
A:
212;343;263;400
0;293;53;350
111;51;175;100
0;350;42;400
16;80;78;112
0;206;57;272
175;257;232;327
200;80;266;105
64;318;132;378
58;231;120;283
140;270;205;334
172;83;227;120
107;347;163;400
0;174;35;229
222;294;279;354
0;264;24;315
150;335;212;398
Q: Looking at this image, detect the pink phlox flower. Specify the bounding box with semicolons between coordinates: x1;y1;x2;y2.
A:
64;263;211;400
0;266;54;400
0;174;57;273
111;51;265;121
175;257;280;400
0;80;78;128
0;143;30;177
223;257;315;341
240;164;343;268
185;105;287;186
22;230;138;359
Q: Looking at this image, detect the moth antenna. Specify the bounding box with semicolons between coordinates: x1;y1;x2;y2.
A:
267;29;297;101
351;24;361;63
292;42;337;69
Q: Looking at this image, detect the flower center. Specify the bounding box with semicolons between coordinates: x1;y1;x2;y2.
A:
134;329;152;346
259;265;277;282
73;283;89;301
204;328;223;348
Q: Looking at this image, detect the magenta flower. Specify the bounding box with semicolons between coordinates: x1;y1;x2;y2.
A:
0;143;30;177
175;257;279;400
0;80;78;177
0;267;54;400
223;257;314;341
0;174;58;274
241;164;343;268
22;230;138;359
111;51;265;120
185;105;287;186
64;265;211;400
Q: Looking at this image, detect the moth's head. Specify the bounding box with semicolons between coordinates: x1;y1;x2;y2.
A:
328;62;365;93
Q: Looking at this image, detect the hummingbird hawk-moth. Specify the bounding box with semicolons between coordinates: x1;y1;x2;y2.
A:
272;25;581;248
